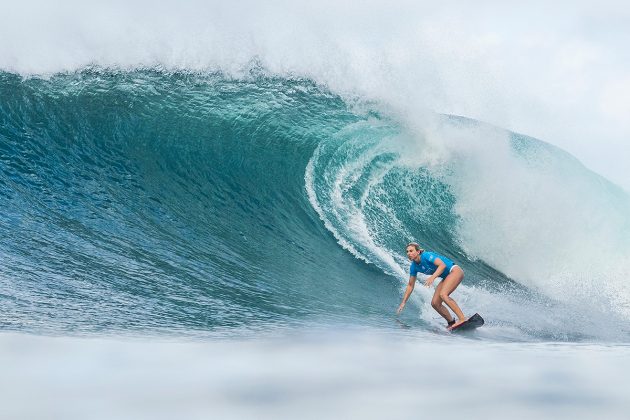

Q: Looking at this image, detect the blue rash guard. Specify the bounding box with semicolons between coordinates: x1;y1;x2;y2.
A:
409;251;456;279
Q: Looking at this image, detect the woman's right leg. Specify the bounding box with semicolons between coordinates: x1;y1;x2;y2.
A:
431;282;454;323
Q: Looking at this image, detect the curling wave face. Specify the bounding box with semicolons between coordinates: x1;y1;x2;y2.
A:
1;69;629;342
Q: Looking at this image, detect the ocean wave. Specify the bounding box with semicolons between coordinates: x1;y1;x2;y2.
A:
1;69;629;342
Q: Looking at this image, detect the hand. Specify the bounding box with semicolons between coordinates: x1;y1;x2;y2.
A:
424;277;435;287
397;302;405;315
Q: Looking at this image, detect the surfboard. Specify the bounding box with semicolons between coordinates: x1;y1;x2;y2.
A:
449;313;484;332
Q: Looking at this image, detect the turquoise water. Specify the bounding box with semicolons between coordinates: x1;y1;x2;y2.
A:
2;69;629;340
2;69;630;418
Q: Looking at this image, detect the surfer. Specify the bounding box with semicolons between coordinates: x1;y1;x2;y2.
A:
396;243;468;330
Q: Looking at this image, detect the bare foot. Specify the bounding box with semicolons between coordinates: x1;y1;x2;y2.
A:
447;318;468;331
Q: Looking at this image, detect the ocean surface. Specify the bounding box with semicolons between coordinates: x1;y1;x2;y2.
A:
2;68;630;419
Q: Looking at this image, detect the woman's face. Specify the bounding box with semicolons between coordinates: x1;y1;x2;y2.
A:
406;246;420;260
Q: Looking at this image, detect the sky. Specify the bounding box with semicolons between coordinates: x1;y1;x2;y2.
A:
1;0;629;191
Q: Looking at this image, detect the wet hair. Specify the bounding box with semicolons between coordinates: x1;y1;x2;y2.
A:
406;242;424;252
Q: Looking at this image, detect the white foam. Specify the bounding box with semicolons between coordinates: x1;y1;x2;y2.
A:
417;120;630;317
305;131;406;278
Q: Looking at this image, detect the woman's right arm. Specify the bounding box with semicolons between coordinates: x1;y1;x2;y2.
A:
397;276;417;314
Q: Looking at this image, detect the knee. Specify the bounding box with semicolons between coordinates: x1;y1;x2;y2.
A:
431;298;442;309
439;292;450;302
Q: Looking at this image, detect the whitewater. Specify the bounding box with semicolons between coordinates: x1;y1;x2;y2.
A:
2;1;630;419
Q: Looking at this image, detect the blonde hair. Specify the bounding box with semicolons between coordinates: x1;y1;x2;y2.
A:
406;242;424;252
